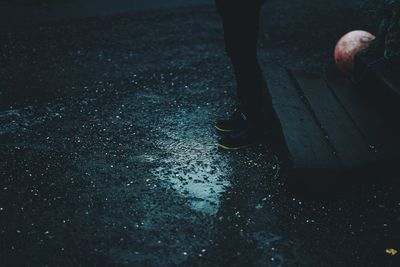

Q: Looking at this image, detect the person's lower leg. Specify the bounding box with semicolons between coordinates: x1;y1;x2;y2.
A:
232;55;266;128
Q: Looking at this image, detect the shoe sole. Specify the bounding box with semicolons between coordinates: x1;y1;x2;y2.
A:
217;143;248;151
214;125;234;133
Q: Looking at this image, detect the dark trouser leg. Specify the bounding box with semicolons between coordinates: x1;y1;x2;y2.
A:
216;0;271;128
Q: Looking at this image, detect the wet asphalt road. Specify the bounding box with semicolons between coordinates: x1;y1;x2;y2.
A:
1;1;400;266
0;0;210;28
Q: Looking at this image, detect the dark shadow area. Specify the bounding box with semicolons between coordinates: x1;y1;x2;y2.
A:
1;0;399;266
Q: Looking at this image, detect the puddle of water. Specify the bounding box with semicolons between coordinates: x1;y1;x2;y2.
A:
151;111;230;215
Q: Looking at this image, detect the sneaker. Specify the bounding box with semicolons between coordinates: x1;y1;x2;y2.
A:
215;108;248;133
217;126;265;150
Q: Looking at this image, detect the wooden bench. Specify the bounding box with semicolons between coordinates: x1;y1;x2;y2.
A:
260;59;400;185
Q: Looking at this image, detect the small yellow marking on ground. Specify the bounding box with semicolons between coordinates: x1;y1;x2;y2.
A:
386;248;398;256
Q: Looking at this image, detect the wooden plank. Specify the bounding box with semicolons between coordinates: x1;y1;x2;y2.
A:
325;71;400;162
261;64;340;170
292;71;377;169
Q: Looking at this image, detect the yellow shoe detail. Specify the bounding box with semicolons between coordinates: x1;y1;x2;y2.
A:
215;125;233;133
217;143;246;151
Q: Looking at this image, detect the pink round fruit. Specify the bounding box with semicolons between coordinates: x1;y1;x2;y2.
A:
334;30;376;74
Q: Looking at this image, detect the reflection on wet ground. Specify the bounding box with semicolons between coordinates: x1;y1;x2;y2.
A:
151;108;231;215
0;4;399;267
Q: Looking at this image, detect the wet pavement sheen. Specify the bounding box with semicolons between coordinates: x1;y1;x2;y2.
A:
0;3;399;267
